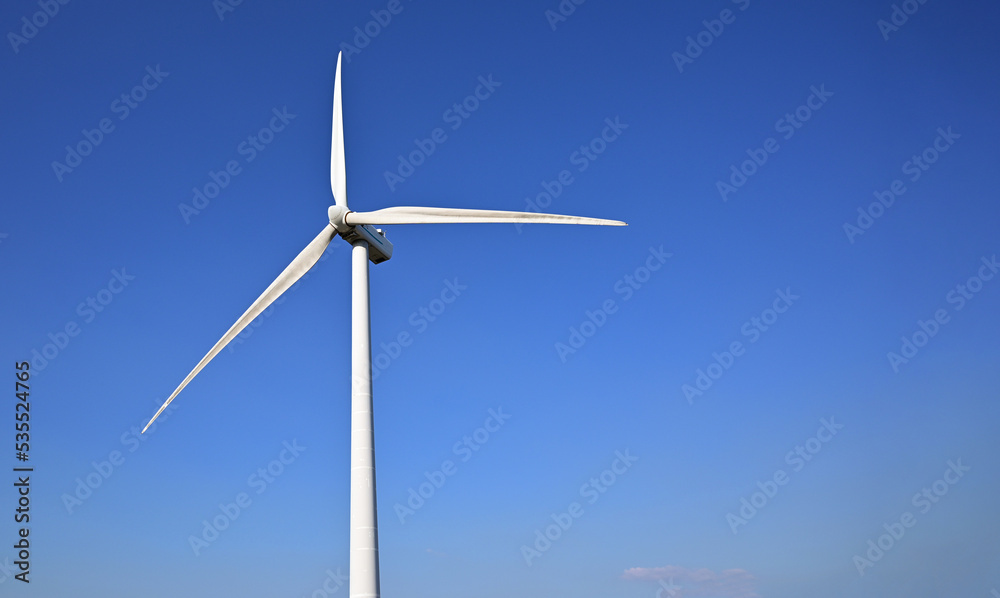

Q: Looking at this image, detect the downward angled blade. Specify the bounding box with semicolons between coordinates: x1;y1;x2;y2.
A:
345;206;626;227
331;52;347;207
142;224;338;433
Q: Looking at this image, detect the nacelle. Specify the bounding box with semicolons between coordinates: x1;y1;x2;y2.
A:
341;224;393;264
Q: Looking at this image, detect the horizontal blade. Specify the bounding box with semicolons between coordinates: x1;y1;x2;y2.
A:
142;223;338;433
331;52;347;207
345;206;626;227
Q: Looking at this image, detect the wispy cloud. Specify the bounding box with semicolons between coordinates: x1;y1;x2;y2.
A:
623;565;759;598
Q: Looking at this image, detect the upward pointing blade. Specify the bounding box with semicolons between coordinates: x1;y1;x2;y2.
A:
345;206;627;226
331;52;347;207
142;223;338;433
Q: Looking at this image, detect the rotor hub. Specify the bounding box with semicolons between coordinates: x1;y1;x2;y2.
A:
328;204;352;234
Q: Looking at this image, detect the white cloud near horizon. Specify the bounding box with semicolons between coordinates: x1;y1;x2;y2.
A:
623;565;759;598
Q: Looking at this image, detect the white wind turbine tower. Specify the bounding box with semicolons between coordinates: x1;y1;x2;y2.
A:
142;52;625;598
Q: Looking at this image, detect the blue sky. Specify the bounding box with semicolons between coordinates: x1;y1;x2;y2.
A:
1;0;999;596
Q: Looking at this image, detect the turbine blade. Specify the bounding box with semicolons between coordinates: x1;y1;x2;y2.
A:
345;206;626;227
142;224;338;433
331;52;347;207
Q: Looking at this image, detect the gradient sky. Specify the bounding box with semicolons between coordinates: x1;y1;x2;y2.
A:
2;1;999;597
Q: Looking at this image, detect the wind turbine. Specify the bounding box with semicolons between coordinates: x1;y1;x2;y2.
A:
142;52;625;598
